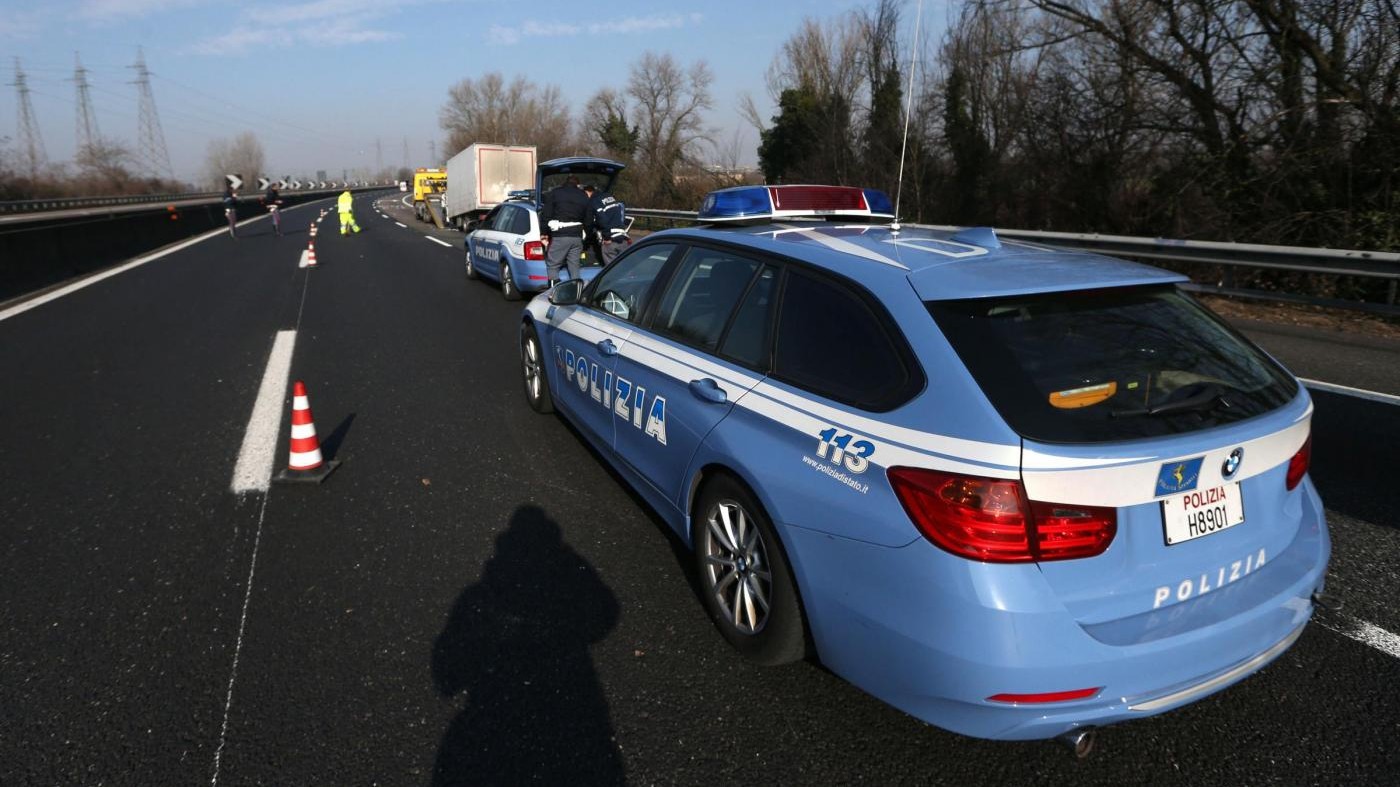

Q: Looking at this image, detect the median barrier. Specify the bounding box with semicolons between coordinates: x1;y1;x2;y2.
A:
0;190;383;303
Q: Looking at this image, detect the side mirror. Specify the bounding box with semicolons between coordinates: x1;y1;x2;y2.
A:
549;279;585;306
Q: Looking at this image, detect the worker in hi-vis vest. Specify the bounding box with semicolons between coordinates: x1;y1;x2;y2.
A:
337;190;361;235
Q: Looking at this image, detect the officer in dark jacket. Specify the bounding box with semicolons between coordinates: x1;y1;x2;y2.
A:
584;184;629;264
540;175;594;285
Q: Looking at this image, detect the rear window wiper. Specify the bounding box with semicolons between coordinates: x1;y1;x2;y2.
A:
1110;384;1231;419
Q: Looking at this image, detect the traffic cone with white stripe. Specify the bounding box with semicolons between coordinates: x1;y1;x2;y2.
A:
275;380;339;484
310;221;317;237
306;240;318;268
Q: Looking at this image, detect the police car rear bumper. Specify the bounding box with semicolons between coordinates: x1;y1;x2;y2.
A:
778;480;1329;741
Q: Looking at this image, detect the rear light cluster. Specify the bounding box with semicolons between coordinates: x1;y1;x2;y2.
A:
523;241;546;260
1285;434;1312;491
887;468;1116;563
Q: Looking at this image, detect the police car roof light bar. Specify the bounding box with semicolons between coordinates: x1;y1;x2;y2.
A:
697;185;896;224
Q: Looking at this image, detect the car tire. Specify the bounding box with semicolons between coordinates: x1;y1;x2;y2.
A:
464;249;478;279
501;261;521;301
520;323;553;414
693;473;809;666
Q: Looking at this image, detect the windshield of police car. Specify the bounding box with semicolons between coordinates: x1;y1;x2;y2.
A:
927;285;1298;443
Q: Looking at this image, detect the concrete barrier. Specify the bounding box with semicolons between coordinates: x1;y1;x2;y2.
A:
0;190;384;303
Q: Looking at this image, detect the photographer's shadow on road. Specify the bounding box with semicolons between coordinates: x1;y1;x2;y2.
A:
431;505;624;786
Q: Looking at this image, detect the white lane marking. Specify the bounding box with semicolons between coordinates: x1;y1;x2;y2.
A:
400;193;412;208
382;214;391;219
426;236;452;247
1320;616;1400;660
230;331;297;493
297;250;309;268
395;221;407;228
210;490;270;786
1299;378;1400;406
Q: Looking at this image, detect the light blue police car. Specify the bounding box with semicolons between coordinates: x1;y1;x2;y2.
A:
464;157;624;300
517;184;1329;748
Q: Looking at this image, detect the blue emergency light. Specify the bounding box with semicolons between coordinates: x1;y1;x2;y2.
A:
698;185;896;224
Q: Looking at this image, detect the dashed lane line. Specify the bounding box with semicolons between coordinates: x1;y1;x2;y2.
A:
425;236;452;247
210;490;270;786
1299;378;1400;406
230;330;297;494
395;221;407;228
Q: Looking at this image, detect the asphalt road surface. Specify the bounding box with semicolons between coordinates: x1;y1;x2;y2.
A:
2;193;1397;785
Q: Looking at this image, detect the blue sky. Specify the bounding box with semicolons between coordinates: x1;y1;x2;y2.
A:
1;0;944;183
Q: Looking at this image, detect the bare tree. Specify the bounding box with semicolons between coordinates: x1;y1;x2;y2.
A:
438;73;573;160
626;52;715;206
75;137;138;191
204;132;266;190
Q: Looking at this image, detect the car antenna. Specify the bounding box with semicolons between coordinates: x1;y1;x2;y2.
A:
890;0;924;236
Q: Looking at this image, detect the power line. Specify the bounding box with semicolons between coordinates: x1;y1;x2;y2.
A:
151;73;362;148
129;46;174;180
9;58;48;178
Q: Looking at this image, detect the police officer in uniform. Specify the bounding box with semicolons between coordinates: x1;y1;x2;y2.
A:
584;184;629;264
540;175;593;285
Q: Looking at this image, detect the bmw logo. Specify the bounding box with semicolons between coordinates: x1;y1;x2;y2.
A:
1222;448;1244;479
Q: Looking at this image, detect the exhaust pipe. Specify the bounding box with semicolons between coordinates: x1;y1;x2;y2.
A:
1057;728;1097;759
1312;589;1343;612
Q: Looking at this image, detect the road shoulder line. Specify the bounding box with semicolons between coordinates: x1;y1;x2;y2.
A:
426;236;452;247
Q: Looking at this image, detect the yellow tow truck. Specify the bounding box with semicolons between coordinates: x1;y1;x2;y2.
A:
412;168;448;227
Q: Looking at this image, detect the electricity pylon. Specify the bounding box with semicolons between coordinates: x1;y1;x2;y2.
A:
9;58;48;178
129;47;173;180
71;53;101;163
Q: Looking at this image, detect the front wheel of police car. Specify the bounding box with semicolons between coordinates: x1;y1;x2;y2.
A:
464;248;477;280
694;474;808;666
520;323;553;414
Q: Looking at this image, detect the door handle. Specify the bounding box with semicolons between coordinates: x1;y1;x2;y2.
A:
689;378;727;404
596;339;618;356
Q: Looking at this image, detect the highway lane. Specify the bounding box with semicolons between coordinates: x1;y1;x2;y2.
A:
0;198;337;784
1;197;1398;784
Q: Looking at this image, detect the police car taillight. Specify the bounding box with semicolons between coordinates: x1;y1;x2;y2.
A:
1285;432;1311;490
697;185;895;223
524;241;546;260
887;468;1115;563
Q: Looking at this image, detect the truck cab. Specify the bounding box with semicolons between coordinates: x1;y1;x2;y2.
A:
412;168;447;223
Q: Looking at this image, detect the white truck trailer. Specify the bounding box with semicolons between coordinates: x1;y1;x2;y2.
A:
443;144;537;230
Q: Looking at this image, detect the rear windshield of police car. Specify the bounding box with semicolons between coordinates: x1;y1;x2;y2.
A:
926;285;1298;443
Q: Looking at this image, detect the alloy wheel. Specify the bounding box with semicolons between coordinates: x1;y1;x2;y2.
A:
702;500;773;634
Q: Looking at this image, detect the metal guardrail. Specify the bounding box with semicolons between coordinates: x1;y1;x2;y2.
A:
0;186;393;215
627;209;1400;314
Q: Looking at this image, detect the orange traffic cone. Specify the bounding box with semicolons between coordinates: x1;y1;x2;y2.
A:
306;240;318;268
275;380;339;484
310;221;317;237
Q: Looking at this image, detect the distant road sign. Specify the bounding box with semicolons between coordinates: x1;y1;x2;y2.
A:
257;177;270;190
226;174;243;190
319;181;326;188
292;179;302;189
